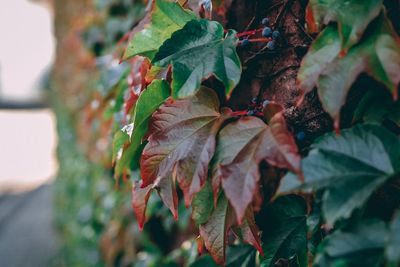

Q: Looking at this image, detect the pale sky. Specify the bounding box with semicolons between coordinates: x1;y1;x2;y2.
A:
0;1;57;192
0;0;55;101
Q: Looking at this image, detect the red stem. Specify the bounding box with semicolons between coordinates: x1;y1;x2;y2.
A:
249;37;271;43
237;28;263;37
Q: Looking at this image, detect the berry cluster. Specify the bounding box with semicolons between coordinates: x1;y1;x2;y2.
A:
238;17;280;50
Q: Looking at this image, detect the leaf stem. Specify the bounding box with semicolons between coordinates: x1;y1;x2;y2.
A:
237;28;263;37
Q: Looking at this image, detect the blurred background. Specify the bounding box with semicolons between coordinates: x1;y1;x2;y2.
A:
0;1;206;266
0;1;59;266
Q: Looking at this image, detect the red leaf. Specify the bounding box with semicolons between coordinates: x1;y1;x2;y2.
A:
124;56;151;120
153;174;179;220
140;88;231;207
199;196;263;265
238;208;264;256
216;115;301;223
131;180;153;231
305;4;318;33
199;196;235;265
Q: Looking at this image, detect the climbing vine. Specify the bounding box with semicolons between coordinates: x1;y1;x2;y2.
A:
71;0;400;266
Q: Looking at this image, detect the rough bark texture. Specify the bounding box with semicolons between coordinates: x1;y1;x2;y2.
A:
223;0;332;146
52;0;97;112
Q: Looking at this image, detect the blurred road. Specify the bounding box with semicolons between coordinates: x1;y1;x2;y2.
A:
0;109;59;266
0;184;59;267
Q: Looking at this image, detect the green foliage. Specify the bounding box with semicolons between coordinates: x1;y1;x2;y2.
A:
123;0;196;60
386;210;400;267
300;10;400;122
114;79;170;177
57;0;400;266
314;219;387;267
308;0;383;50
153;19;241;98
280;124;400;225
260;195;308;267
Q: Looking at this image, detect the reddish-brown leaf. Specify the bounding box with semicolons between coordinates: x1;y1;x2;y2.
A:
140;88;231;207
216;115;300;223
237;207;264;256
199;196;263;265
153;174;179;220
131;180;153;231
199;196;235;265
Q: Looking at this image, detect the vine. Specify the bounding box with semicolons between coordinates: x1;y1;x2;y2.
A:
80;0;400;266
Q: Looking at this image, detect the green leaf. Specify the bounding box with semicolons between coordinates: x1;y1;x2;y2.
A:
123;0;196;60
213;114;300;223
297;25;341;95
191;180;214;225
314;219;387;267
153;19;241;99
260;195;308;267
189;255;218;267
308;0;383;51
279;124;400;225
386;210;400;267
226;245;256;267
114;79;170;177
190;245;256;267
353;88;400;127
298;13;400;120
140;87;231;210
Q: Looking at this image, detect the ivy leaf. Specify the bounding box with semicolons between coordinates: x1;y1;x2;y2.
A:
237;207;263;256
140;87;231;208
189;255;218;267
123;0;196;60
132;174;179;229
114;79;170;177
308;0;383;51
298;13;400;121
153;19;241;99
259;195;308;267
132;180;153;230
192;180;214;225
199;195;235;265
214;115;300;223
353;88;400;127
226;245;257;267
199;195;262;265
386;210;400;267
314;219;387;267
279;124;400;225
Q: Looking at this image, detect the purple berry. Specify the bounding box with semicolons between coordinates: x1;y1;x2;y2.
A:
262;27;272;37
262;100;270;108
247;110;255;116
241;38;250;46
296;131;306;141
272;30;280;39
266;40;276;50
262;18;270;26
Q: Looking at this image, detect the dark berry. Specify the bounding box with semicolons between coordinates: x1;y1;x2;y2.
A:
266;40;276;50
262;27;272;37
262;100;270;108
247;110;255;116
272;30;280;39
241;38;250;46
296;131;306;141
261;17;270;26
